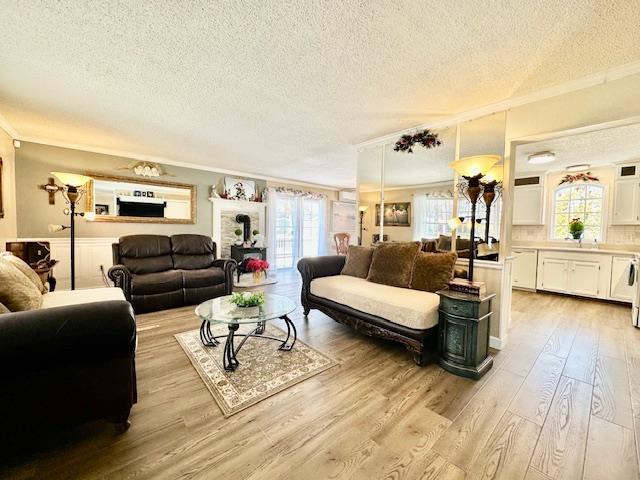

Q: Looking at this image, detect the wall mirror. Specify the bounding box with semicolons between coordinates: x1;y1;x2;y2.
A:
85;174;196;224
457;112;506;260
357;145;383;245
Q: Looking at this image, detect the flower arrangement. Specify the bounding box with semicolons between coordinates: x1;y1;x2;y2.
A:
246;258;269;273
229;291;265;308
569;217;584;239
393;129;441;153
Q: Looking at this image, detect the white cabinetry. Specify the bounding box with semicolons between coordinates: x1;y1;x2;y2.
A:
538;258;569;292
610;256;635;302
569;260;601;297
513;186;544;225
536;250;608;299
612;178;640;225
512;249;537;290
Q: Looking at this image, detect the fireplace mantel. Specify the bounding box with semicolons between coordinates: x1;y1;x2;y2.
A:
209;197;267;257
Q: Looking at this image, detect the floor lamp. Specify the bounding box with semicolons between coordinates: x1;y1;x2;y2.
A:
449;155;500;283
480;165;504;243
49;172;93;290
358;205;367;246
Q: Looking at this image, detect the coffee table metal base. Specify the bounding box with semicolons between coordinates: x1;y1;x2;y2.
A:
199;316;297;371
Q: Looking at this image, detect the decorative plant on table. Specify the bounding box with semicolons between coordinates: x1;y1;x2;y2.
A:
234;228;243;245
569;217;584;239
229;291;265;308
246;258;270;282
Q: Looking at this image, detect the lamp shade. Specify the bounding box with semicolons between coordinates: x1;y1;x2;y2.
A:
482;164;504;183
358;205;368;212
47;224;67;233
51;172;93;187
447;217;463;229
449;155;500;178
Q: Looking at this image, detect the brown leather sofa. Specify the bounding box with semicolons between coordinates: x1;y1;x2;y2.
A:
0;300;137;438
109;234;236;313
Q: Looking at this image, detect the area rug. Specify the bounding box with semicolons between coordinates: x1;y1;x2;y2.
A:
175;322;337;417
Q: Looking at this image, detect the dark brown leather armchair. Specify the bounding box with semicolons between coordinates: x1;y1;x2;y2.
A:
0;300;137;437
109;234;236;313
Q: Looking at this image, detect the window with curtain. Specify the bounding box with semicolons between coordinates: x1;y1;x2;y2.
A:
274;193;326;269
551;184;604;240
413;195;454;239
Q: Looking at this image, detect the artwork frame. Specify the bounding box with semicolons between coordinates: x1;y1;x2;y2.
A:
332;201;356;233
376;202;411;227
95;204;110;215
224;177;256;201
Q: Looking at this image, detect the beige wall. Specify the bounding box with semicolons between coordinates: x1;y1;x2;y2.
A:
13;141;267;239
0;128;17;246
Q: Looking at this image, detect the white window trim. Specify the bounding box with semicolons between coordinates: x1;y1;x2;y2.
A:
548;183;606;242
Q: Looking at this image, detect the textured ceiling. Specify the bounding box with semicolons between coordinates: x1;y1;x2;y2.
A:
1;1;639;188
516;122;640;174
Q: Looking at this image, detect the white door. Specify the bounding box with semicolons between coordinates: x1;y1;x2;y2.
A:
569;260;600;297
512;249;537;290
539;258;569;292
513;186;544;225
610;256;635;302
612;178;639;225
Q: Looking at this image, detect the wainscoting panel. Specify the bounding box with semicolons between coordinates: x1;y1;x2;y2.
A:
14;237;117;290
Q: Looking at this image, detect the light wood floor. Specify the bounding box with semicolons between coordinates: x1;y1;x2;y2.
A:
2;270;640;479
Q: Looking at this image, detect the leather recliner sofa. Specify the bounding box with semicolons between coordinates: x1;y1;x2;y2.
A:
109;234;236;313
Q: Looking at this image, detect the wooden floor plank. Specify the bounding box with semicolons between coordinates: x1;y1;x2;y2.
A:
432;368;524;471
529;376;592;480
509;352;566;426
466;412;541;480
583;415;639;480
562;326;599;385
592;355;633;428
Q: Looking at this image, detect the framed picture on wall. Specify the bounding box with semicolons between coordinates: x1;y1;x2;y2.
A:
375;202;411;227
95;204;109;215
224;177;256;201
332;201;356;233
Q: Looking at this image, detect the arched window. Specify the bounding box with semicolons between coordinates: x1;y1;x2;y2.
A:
551;184;604;240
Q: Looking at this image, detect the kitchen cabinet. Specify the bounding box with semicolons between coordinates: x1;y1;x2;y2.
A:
538;258;569;292
512;249;537;290
512;185;544;225
568;260;601;297
610;256;635;302
612;178;640;225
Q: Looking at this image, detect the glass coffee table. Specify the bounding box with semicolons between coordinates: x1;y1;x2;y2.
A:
195;294;297;371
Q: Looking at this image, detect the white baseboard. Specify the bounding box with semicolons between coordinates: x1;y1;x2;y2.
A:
490;336;506;350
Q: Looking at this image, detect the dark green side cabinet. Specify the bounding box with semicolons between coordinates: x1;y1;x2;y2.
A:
436;288;495;379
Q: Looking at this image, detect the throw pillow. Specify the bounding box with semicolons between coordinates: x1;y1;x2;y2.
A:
0;302;9;314
341;246;374;278
0;253;47;293
366;241;421;288
0;261;43;311
411;251;458;292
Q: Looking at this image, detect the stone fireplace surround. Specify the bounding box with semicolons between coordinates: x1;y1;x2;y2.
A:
209;198;267;259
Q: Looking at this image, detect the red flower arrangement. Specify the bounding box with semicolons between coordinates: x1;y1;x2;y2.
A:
246;258;269;273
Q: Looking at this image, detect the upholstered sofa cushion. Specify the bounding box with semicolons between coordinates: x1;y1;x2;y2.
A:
411;251;457;292
0;261;42;312
366;241;421;288
0;253;47;293
41;287;126;309
341;245;374;278
310;275;439;330
181;268;225;288
171;234;216;270
0;302;9;314
131;270;183;295
118;235;174;274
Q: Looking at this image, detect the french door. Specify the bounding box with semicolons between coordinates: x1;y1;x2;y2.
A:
274;195;323;269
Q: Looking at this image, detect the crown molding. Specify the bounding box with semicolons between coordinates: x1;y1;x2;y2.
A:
357;60;640;150
16;135;341;191
0;111;18;139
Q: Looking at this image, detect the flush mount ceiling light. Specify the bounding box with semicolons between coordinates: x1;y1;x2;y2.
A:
566;163;591;172
527;151;555;164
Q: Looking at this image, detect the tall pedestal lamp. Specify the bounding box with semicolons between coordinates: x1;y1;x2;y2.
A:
449;155;500;283
480;165;504;243
48;172;94;290
358;205;368;246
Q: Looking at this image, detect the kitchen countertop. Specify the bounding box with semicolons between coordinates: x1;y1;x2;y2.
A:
512;244;639;255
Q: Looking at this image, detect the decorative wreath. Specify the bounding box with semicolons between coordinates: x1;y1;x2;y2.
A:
559;172;599;185
393;129;441;153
